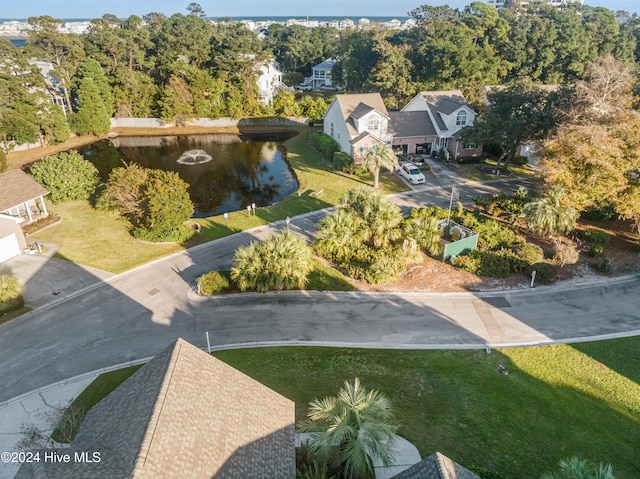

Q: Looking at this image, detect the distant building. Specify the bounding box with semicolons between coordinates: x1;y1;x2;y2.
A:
382;19;402;29
256;60;286;104
306;58;336;89
486;0;584;8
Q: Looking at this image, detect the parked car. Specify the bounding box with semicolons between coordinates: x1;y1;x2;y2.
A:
397;162;426;184
319;84;338;91
296;83;312;91
408;154;427;167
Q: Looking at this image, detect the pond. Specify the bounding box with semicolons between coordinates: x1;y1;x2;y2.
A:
79;132;299;218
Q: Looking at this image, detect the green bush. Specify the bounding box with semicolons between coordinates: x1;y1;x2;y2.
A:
495;248;529;273
582;228;611;256
452;250;512;278
580;203;618;221
468;217;524;251
333;151;356;174
312;133;340;159
451;253;481;274
0;274;24;315
516;243;544;265
29;151;100;203
343;246;405;284
198;271;231;295
231;231;313;292
133;225;194;243
530;262;558;285
594;257;613;273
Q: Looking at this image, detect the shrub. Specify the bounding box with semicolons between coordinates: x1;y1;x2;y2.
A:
451;253;481;274
312;133;340;159
0;274;24;315
231;231;313;292
30;151;100;203
471;217;525;251
582;228;611;256
198;271;231;295
552;241;579;267
516;243;544;265
530;262;558;285
333;151;356;174
581;203;618;221
594;257;613;273
495;248;529;273
452;250;512;278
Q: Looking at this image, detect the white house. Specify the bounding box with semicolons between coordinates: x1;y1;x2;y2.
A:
306;58;336;89
323;93;394;161
256;60;285;105
392;90;481;160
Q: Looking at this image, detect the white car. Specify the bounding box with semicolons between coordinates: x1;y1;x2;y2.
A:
296;83;312;91
397;162;426;184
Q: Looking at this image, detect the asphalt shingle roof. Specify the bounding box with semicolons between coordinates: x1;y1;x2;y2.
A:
389;111;437;137
391;452;480;479
16;338;295;479
0;170;49;212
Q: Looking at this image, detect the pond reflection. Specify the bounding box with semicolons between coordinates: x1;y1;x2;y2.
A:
80;133;298;217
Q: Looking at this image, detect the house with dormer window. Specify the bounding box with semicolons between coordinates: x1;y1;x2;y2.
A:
323;93;394;162
392;90;482;160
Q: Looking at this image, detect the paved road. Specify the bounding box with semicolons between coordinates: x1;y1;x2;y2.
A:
2;179;639;404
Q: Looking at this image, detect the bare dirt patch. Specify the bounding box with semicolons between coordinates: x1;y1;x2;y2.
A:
353;220;639;293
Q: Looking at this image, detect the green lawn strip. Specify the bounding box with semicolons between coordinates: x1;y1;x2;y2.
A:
0;306;32;325
31;127;408;272
61;340;640;478
451;159;534;182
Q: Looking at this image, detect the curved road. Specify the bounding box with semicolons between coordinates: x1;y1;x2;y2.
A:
1;181;639;404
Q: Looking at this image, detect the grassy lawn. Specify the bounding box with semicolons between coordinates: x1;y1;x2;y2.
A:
451;158;534;182
30;202;182;273
66;338;640;478
30;127;407;272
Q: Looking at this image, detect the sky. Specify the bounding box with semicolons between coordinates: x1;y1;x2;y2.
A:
1;0;638;19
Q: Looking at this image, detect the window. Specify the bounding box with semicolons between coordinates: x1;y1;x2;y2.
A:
367;117;380;131
463;142;477;150
456;110;467;126
330;122;334;137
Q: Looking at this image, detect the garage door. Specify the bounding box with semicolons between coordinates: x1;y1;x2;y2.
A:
0;233;21;263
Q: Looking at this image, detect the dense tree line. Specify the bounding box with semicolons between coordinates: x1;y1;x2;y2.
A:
1;1;640;154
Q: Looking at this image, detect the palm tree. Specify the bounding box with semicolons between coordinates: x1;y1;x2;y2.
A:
358;143;398;189
316;209;367;263
541;457;615;479
403;216;442;256
340;186;403;248
231;230;312;292
524;186;579;237
297;378;399;479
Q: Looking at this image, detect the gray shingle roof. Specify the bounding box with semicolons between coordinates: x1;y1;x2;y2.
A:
422;90;470;116
16;339;295;479
0;170;49;212
389;111;437;137
391;452;480;479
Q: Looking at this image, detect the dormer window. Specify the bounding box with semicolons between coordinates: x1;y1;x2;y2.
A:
367;117;380;131
456;111;467;126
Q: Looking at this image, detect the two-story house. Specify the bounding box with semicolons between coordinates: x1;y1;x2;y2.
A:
392;90;482;160
323;93;394;161
306;58;336;89
256;60;285;105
